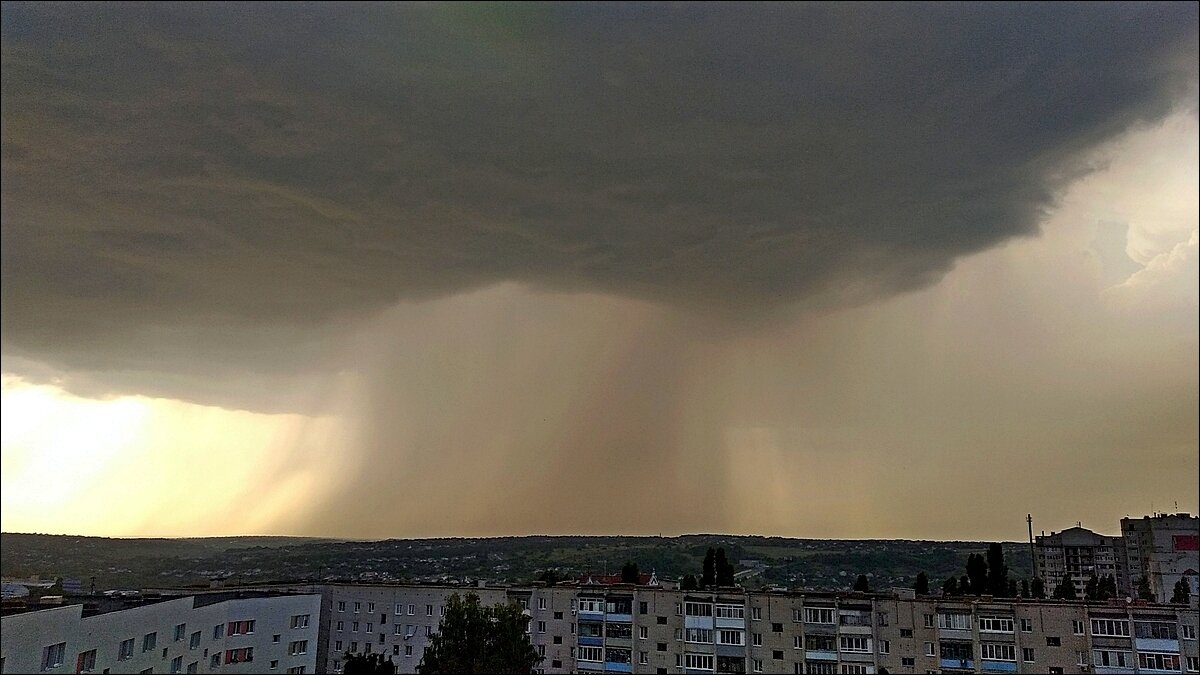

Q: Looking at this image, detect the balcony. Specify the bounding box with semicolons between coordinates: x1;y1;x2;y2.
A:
604;661;632;673
605;612;633;623
981;660;1018;673
805;650;837;661
940;658;975;671
578;636;604;647
1134;638;1179;653
577;661;604;671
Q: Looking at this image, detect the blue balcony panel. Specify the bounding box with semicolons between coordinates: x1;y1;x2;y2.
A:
981;660;1018;673
939;658;975;671
606;613;633;623
578;636;604;647
604;662;632;673
577;661;605;671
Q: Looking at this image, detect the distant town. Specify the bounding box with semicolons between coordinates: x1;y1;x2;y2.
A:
2;512;1196;674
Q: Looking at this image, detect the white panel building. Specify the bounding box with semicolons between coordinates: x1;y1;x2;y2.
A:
0;592;321;674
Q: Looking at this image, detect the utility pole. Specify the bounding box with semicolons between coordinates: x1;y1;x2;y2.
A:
1027;514;1036;581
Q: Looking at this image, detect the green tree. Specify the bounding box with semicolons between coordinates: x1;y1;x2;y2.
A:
538;569;563;586
1030;577;1046;599
681;574;698;591
853;574;870;593
715;548;735;587
914;572;929;595
621;561;640;584
344;653;397;674
959;575;971;593
1101;575;1118;600
416;592;541;674
985;543;1009;596
1170;578;1191;604
1007;579;1017;597
1053;574;1077;600
1020;578;1030;598
966;554;988;595
1137;576;1156;603
1084;573;1099;600
701;548;716;589
942;576;959;596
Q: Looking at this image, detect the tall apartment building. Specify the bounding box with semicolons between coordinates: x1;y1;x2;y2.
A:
1122;513;1200;605
1035;526;1130;597
315;582;1200;675
0;591;321;674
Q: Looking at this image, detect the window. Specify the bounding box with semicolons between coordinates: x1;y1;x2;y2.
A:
270;661;279;670
1090;619;1129;637
1046;636;1061;646
839;636;870;653
937;613;971;630
923;614;935;628
794;636;803;649
841;666;871;675
772;622;783;633
751;607;762;620
579;646;603;663
350;642;358;652
338;621;345;631
752;633;763;646
174;624;187;641
427;605;434;616
980;643;1015;661
41;643;66;671
1135;621;1179;640
366;623;372;633
1139;652;1181;671
227;620;255;636
290;615;310;629
718;630;744;646
805;664;837;675
187;662;198;674
228;647;254;664
1182;624;1197;640
210;654;221;668
684;654;714;670
1021;646;1035;662
899;628;913;638
336;641;343;651
924;642;935;657
553;636;562;644
657;615;668;625
877;612;889;626
338;601;346;612
1020;618;1033;632
606;648;632;665
76;649;97;673
902;658;915;667
537;645;545;657
289;641;308;656
638;601;648;615
405;646;413;657
716;604;744;619
578;598;604;613
552;661;562;669
1071;620;1085;635
143;633;158;652
1186;656;1199;673
878;639;889;655
273;634;281;644
367;602;375;613
804;607;836;624
554;611;563;620
170;656;183;674
189;631;201;649
352;622;359;632
537;621;546;633
685;628;713;643
119;639;135;661
1092;650;1131;668
408;604;415;615
425;626;432;637
979;616;1014;633
685;602;714;617
772;650;784;660
286;668;306;674
657;643;667;652
839;613;872;627
752;659;763;672
805;635;835;652
354;602;361;613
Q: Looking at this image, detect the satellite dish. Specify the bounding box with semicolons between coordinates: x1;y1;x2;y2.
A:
1125;596;1133;604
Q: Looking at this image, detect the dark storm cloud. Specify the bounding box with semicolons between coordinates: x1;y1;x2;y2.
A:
2;2;1197;391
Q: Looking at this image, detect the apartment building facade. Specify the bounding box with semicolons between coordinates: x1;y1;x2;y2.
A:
0;592;321;674
318;582;1199;675
1122;514;1200;605
1035;526;1130;597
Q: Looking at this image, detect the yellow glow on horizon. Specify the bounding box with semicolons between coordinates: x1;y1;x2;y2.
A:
0;374;355;537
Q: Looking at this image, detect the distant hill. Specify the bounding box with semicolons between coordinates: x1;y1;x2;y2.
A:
1;532;1033;593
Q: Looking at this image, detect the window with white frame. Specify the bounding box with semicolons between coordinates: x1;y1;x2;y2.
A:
1135;621;1179;640
683;653;714;670
804;607;836;624
578;646;603;663
578;598;604;613
979;616;1014;633
716;604;744;619
1090;618;1129;637
878;639;890;655
290;614;310;629
1022;648;1035;663
751;607;762;620
74;649;96;674
288;641;308;656
840;666;871;675
427;605;434;617
367;602;375;613
924;642;935;657
1092;650;1131;668
717;630;744;646
337;601;345;612
752;632;763;646
685;602;714;617
980;643;1015;661
366;622;372;633
1185;656;1198;673
1072;620;1085;635
753;659;763;672
408;604;416;615
170;656;183;673
1077;651;1088;667
685;628;713;643
1020;618;1033;632
354;602;361;613
119;639;135;660
793;635;802;649
189;631;201;649
41;643;66;670
538;598;546;610
937;613;971;630
1183;624;1197;640
639;626;648;639
839;636;870;653
1139;652;1180;671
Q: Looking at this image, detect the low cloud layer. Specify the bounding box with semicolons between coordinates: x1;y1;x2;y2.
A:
3;3;1197;403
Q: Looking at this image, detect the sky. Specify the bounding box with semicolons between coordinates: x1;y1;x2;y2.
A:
1;3;1197;540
